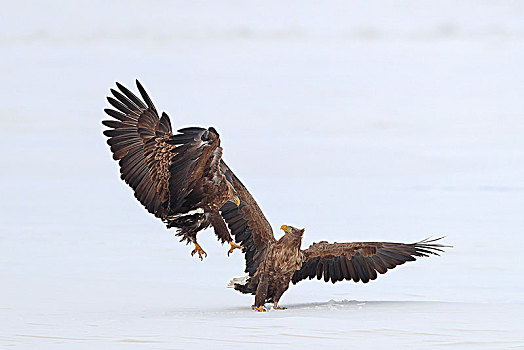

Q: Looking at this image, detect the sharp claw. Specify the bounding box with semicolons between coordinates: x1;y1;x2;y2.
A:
252;306;266;312
191;243;207;260
274;302;287;310
228;241;244;256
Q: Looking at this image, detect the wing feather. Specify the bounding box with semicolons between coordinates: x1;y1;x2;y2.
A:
115;82;148;109
136;80;158;114
104;108;136;122
339;255;350;279
219;160;275;275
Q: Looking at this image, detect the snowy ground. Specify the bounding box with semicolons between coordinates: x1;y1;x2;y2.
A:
1;1;524;348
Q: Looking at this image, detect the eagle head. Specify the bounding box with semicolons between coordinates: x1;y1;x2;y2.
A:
280;225;305;236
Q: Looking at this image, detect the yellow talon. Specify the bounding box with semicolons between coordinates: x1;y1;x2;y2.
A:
252;306;266;312
228;241;243;256
191;243;207;260
274;302;287;310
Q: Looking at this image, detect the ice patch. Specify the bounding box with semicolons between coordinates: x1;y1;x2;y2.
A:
227;275;249;288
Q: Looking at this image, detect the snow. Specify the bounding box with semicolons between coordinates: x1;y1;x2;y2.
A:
1;1;524;348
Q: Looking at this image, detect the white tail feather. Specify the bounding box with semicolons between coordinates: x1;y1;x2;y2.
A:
227;275;249;288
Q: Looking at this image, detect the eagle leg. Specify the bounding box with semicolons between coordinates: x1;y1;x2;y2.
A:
272;284;289;310
254;274;269;309
273;302;287;310
227;241;244;256
209;211;233;243
252;306;266;312
191;242;207;260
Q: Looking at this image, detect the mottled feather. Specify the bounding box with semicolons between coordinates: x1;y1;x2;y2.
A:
102;80;174;218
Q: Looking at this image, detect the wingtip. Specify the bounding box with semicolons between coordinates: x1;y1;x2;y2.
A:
134;79;156;111
112;80;139;93
415;236;453;254
101;120;112;127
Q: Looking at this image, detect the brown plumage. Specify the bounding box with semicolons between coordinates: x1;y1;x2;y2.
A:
230;225;449;311
102;80;241;258
102;79;450;310
216;130;450;312
220;162;275;274
291;237;447;284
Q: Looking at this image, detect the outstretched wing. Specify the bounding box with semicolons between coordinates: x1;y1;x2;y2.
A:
220;161;275;275
103;80;226;218
291;238;448;284
102;80;174;218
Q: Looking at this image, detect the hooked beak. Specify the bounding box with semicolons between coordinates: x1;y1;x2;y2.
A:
280;225;292;234
233;195;240;207
280;225;305;235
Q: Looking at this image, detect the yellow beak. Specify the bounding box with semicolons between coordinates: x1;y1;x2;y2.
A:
280;225;290;233
233;195;241;206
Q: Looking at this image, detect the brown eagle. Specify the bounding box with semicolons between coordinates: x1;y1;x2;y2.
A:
227;224;448;311
102;80;242;259
103;80;450;311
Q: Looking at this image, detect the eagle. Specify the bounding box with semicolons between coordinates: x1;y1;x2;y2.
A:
102;80;450;311
102;80;242;259
227;224;447;311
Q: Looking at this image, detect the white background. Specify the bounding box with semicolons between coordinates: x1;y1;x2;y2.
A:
1;1;523;348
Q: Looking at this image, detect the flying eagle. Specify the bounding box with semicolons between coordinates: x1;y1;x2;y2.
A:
102;80;242;259
103;80;450;311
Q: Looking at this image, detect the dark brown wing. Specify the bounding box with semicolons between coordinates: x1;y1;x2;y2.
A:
291;238;449;284
165;127;223;214
102;80;174;218
220;161;275;275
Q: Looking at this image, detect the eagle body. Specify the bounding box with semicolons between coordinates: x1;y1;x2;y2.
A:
235;229;304;307
165;145;237;246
